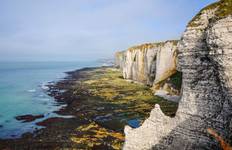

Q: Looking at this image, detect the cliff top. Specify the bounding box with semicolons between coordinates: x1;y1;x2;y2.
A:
115;51;126;59
127;40;178;52
188;0;232;27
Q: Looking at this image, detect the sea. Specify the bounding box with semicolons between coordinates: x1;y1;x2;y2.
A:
0;61;101;139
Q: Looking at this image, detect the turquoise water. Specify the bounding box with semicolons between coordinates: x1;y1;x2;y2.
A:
0;61;98;139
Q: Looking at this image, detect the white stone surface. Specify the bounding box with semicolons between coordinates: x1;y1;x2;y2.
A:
123;4;232;150
115;41;179;95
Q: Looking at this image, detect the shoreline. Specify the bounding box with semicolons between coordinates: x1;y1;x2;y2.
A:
0;66;178;149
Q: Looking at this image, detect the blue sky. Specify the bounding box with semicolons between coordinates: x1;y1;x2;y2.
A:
0;0;216;61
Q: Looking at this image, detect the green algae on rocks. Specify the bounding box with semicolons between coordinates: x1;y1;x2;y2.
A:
81;67;178;118
0;67;178;150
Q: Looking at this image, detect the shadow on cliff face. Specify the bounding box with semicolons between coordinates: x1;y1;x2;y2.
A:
151;16;232;150
152;60;230;149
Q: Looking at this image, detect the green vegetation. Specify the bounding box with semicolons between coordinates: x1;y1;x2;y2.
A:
128;40;179;52
215;0;232;18
81;68;178;117
169;71;182;90
69;67;178;149
71;122;124;149
188;0;232;27
0;67;178;149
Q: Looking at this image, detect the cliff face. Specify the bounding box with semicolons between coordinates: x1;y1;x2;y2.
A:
153;41;177;84
123;0;232;149
115;51;126;70
115;41;179;95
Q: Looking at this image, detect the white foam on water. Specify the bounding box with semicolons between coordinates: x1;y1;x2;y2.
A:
28;89;36;93
41;83;49;90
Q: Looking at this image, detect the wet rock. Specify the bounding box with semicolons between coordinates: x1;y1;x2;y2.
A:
94;114;113;121
0;67;178;149
76;108;81;111
96;107;104;111
21;132;33;138
15;114;44;123
36;117;65;127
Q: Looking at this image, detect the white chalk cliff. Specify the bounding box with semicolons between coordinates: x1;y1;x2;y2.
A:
115;40;180;97
116;0;232;149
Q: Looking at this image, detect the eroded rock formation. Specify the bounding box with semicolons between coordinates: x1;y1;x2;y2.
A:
123;0;232;149
115;40;180;96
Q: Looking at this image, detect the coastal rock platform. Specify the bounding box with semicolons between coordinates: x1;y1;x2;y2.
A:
0;67;177;150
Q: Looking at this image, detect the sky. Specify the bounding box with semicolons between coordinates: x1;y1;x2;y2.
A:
0;0;216;62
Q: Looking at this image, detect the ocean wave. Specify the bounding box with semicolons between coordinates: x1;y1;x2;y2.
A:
41;83;49;90
40;98;50;101
38;94;46;98
28;89;36;93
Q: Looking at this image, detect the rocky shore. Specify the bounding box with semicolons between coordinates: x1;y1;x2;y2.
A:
0;66;178;150
1;1;231;149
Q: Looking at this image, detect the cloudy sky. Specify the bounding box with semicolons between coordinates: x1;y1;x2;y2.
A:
0;0;216;61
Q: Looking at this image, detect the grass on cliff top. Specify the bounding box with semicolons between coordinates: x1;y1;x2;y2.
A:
188;0;232;27
214;0;232;18
127;40;178;52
